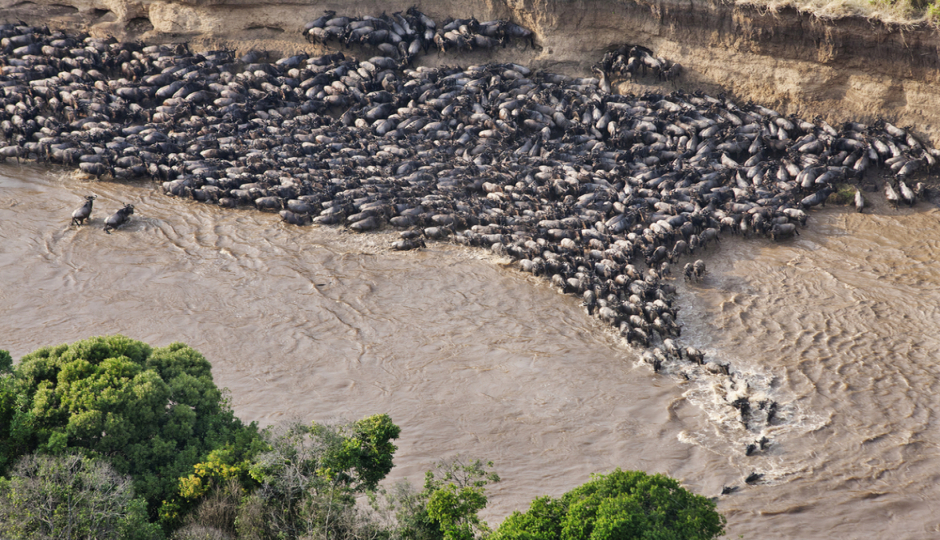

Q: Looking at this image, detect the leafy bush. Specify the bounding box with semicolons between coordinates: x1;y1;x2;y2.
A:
827;183;856;205
490;496;567;540
0;350;12;373
232;415;401;540
379;457;499;540
424;458;500;540
0;336;260;522
0;452;163;540
492;469;725;540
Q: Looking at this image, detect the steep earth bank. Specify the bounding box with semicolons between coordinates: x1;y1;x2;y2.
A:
3;0;940;144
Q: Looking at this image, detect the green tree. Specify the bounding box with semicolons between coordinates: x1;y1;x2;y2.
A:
491;469;725;540
0;452;163;540
0;350;12;373
0;355;27;471
0;336;259;523
377;480;443;540
424;458;499;540
162;425;268;529
489;496;566;540
381;457;498;540
327;413;402;492
237;414;401;540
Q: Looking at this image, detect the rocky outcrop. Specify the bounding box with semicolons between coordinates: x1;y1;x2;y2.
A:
4;0;940;143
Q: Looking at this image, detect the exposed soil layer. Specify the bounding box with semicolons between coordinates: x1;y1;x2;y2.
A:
3;0;940;143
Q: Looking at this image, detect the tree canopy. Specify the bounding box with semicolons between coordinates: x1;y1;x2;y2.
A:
491;469;726;540
0;335;259;519
0;452;162;540
423;458;500;540
233;415;401;539
377;456;500;540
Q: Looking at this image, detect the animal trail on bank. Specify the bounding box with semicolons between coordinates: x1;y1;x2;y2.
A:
0;10;935;485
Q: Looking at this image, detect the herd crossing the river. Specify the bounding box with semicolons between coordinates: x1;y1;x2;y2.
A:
0;11;936;479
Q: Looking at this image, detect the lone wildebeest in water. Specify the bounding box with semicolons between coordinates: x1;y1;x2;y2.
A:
103;204;134;234
70;195;96;226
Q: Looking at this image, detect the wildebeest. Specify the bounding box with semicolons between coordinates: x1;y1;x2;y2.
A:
899;180;916;206
103;204;135;234
684;259;706;281
279;210;311;226
770;223;799;241
700;227;720;247
781;208;808;225
885;182;899;208
854;188;865;212
670;240;688;262
801;187;832;209
685;347;705;364
641;350;661;372
645;245;668;267
662;338;682;359
70;195;96;226
78;161;113;179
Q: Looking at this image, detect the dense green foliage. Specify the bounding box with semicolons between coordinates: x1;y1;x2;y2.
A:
491;469;726;540
0;350;12;373
423;458;500;540
0;336;259;520
490;496;568;540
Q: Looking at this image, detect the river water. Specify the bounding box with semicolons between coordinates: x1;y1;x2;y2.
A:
2;162;939;538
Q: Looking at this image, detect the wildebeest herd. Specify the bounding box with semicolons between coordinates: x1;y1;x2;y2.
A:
0;15;935;471
304;7;536;63
593;44;683;89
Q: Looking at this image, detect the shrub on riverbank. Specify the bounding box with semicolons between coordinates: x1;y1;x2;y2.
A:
828;183;857;205
0;335;261;525
490;469;725;540
0;453;162;540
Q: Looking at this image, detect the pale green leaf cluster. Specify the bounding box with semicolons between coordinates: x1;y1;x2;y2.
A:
0;453;162;540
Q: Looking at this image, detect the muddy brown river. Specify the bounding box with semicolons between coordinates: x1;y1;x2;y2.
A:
2;163;940;538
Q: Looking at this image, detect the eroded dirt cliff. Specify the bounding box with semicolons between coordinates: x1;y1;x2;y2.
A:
3;0;940;143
